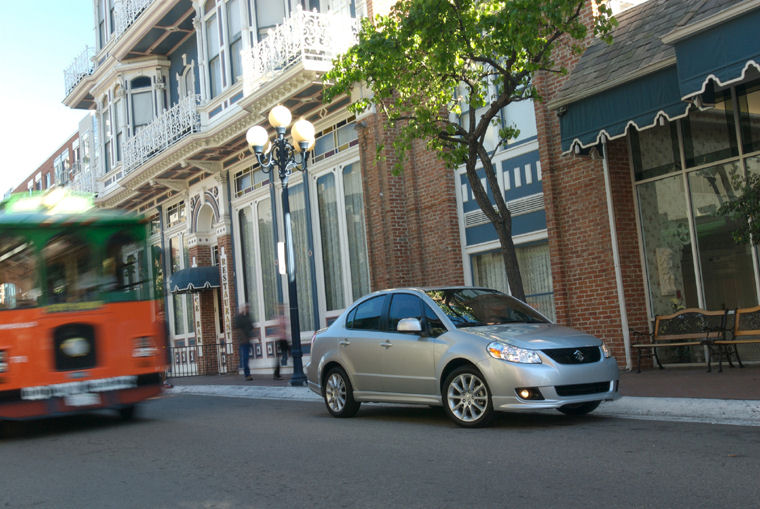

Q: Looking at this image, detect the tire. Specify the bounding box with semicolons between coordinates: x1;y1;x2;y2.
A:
118;405;137;421
442;366;494;428
557;400;601;416
322;367;360;418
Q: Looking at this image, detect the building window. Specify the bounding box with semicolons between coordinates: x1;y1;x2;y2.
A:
131;77;154;135
227;0;243;82
166;201;187;228
207;13;223;98
254;0;286;40
631;81;760;326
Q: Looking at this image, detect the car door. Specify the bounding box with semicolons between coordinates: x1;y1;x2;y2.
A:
381;292;439;397
339;294;388;394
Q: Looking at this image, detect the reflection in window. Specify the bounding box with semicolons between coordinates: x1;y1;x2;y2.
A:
682;91;738;168
630;123;680;181
739;84;760;154
636;175;698;315
388;294;421;331
0;236;39;309
239;207;258;321
688;163;755;310
346;295;385;330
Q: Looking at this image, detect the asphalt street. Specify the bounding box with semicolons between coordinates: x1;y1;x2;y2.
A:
2;394;759;509
166;383;760;427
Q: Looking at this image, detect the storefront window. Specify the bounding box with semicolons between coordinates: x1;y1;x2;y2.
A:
688;163;755;310
637;174;699;316
257;198;277;322
738;83;760;154
630;123;680;181
682;91;738;168
342;163;370;301
290;183;316;332
238;207;259;322
317;172;344;310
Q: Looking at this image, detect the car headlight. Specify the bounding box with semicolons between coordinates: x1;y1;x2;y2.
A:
487;342;541;364
600;342;612;358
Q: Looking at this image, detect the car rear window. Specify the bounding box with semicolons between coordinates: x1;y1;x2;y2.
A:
346;295;386;330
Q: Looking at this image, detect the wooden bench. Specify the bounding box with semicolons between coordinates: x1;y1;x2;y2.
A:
712;305;760;372
630;308;728;373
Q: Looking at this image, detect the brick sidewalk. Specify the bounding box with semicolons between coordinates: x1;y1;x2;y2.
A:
168;364;760;400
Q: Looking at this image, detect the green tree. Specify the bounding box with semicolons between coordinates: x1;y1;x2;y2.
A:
718;173;760;246
324;0;614;301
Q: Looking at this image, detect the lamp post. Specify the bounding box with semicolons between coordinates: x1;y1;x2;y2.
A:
246;105;315;387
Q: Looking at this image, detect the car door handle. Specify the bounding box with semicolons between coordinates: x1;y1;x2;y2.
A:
339;340;350;346
381;341;392;349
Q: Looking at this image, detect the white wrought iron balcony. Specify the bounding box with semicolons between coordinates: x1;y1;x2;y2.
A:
122;94;201;175
114;0;154;38
64;46;96;97
242;7;360;96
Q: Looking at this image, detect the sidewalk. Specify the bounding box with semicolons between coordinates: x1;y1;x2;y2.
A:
166;364;760;427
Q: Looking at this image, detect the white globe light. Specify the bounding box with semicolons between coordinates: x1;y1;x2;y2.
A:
291;118;316;146
246;125;269;152
268;105;292;128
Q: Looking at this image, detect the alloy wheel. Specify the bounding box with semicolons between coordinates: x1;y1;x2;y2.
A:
447;372;489;423
325;372;347;413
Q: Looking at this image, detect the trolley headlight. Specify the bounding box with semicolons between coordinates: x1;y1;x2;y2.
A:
133;337;157;358
0;350;7;372
487;342;542;364
600;342;612;358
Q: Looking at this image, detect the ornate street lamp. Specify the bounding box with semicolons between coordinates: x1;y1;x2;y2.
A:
246;105;315;387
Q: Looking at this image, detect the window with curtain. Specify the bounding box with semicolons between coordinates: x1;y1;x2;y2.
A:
255;0;286;40
290;183;316;331
131;76;153;135
317;172;344;310
257;198;277;322
207;13;222;98
342;163;370;301
239;207;259;322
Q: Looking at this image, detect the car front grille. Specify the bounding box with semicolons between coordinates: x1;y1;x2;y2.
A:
542;346;601;364
555;382;611;396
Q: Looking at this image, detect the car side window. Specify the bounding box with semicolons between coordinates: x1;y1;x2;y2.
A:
388;293;422;331
346;295;386;330
423;303;447;337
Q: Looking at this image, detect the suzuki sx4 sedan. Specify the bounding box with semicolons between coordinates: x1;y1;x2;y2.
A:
307;287;620;427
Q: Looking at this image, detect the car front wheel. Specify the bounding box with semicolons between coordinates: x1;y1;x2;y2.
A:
557;400;601;416
323;367;360;418
442;366;494;427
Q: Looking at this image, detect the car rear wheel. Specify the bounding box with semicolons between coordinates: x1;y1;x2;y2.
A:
557;400;601;416
118;405;137;421
323;367;360;418
442;366;494;427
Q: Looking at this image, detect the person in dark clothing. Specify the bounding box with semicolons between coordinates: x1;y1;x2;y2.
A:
234;303;254;381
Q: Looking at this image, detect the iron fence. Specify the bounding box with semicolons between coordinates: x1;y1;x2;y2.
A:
167;342;236;377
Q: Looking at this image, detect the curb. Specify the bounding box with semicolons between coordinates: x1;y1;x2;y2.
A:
166;385;760;427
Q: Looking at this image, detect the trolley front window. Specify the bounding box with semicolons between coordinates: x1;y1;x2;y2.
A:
0;235;39;309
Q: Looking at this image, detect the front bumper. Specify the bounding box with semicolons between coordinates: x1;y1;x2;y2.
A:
483;356;620;411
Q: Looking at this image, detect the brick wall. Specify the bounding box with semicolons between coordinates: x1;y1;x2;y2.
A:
357;112;464;290
533;1;649;368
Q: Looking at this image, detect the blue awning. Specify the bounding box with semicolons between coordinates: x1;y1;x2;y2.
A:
169;266;220;293
560;66;689;152
673;8;760;99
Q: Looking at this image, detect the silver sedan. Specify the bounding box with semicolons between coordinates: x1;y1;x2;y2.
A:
306;287;620;427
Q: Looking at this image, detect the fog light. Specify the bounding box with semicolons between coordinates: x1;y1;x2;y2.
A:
515;387;544;400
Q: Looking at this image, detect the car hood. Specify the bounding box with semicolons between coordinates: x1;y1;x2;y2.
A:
462;323;602;350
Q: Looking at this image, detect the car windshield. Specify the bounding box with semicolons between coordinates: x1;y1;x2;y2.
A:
425;288;548;328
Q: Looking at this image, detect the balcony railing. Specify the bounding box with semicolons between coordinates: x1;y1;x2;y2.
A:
122;94;201;175
114;0;154;38
63;0;154;98
242;7;360;96
67;161;99;195
64;46;96;97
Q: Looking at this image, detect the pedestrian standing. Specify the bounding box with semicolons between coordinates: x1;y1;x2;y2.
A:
273;306;289;380
234;303;254;381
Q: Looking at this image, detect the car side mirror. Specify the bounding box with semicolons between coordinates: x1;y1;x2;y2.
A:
397;317;422;333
